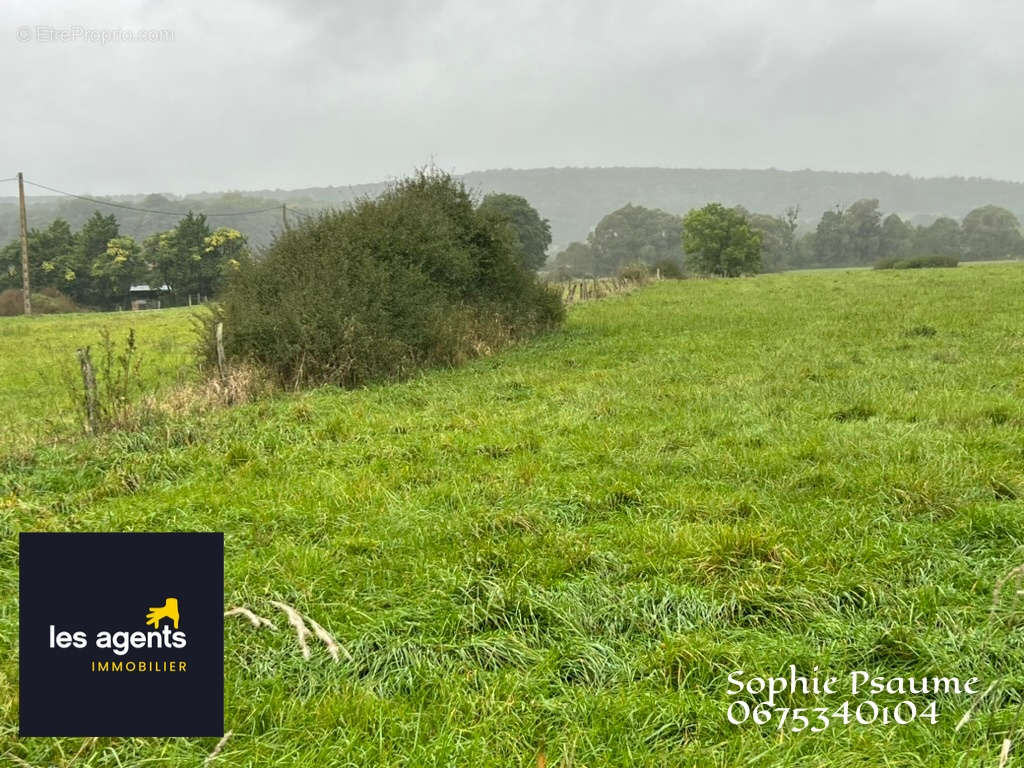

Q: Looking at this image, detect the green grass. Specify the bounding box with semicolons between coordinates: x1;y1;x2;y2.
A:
2;266;1024;766
0;308;196;451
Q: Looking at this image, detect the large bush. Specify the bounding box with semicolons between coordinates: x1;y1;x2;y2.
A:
205;170;563;387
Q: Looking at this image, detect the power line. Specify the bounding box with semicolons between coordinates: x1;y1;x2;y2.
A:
284;206;317;219
22;179;286;217
0;177;17;183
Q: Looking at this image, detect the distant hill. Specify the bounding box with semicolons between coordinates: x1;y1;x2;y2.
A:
4;167;1024;251
228;167;1024;248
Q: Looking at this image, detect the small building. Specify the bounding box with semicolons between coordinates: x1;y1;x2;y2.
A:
128;284;171;310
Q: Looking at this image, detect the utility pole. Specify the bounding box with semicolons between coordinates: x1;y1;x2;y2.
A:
17;172;31;315
282;204;290;232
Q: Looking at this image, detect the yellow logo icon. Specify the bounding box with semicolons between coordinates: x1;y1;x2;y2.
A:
146;597;180;629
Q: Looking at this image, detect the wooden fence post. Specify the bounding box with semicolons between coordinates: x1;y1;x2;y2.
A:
77;347;98;435
216;321;227;380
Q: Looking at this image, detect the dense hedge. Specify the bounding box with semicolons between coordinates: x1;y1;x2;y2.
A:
204;170;563;387
873;255;959;270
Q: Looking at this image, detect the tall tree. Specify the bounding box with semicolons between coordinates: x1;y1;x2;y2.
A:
878;213;914;262
71;212;120;305
782;205;800;264
199;227;249;295
587;204;683;276
747;211;797;272
91;236;146;307
477;194;552;271
1;218;76;293
682;203;762;277
912;217;962;260
152;211;212;299
961;205;1024;260
811;200;882;266
840;199;882;265
813;206;844;265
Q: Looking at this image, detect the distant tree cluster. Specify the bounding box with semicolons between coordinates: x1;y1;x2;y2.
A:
0;191;291;251
794;201;1024;269
0;211;250;310
549;197;1024;278
551;204;685;278
551;202;771;278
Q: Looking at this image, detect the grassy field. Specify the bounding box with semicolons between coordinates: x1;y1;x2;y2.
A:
2;265;1024;766
0;307;196;451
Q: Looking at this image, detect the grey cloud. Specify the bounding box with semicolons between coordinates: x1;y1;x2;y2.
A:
3;0;1023;195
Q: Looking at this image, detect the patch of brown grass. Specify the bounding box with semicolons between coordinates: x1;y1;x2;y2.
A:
150;363;273;416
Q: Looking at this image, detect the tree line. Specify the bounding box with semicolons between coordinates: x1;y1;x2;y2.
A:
7;169;1024;257
797;201;1024;268
4;189;1021;313
550;200;1024;277
240;167;1024;248
0;191;290;250
1;211;250;310
0;192;549;314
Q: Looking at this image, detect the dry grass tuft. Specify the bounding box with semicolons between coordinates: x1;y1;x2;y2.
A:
224;607;276;630
264;600;347;662
270;600;312;660
155;363;272;416
203;731;233;766
306;615;351;663
999;737;1012;768
991;563;1024;618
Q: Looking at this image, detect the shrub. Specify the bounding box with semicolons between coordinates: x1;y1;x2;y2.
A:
618;262;650;283
873;255;959;270
0;287;78;316
203;169;564;387
64;328;147;434
0;289;23;316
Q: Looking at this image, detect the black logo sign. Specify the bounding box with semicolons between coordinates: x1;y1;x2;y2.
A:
19;532;224;736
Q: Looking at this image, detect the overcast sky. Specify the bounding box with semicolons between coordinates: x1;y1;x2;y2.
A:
4;0;1023;195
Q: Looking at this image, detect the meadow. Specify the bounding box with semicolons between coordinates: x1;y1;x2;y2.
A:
0;308;196;452
1;265;1023;766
